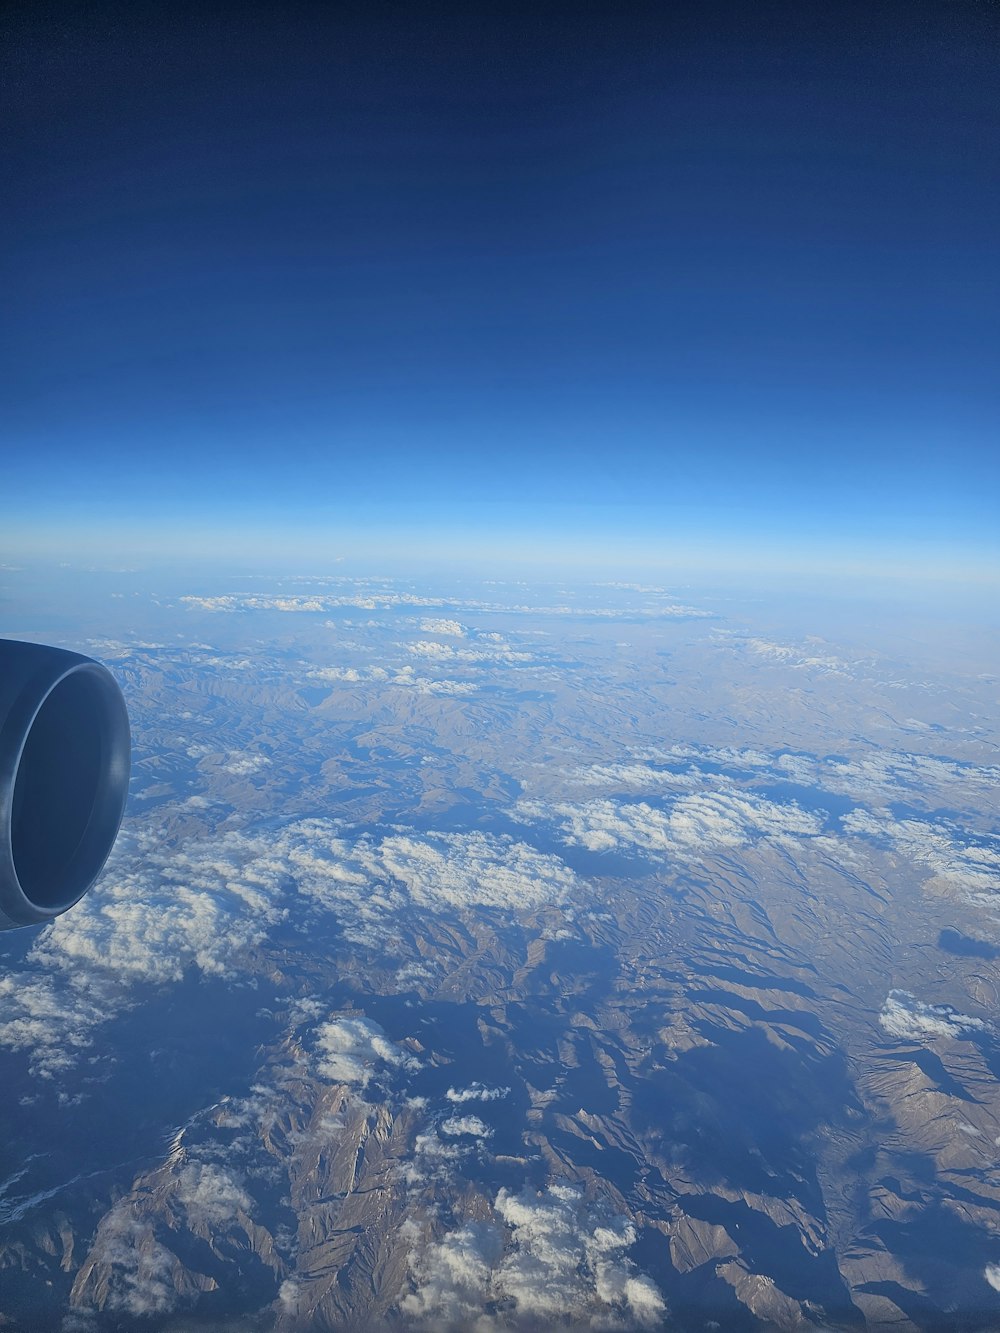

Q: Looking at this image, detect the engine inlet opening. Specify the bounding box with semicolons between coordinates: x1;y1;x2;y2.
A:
10;668;127;912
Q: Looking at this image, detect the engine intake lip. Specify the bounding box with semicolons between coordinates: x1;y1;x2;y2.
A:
0;651;130;928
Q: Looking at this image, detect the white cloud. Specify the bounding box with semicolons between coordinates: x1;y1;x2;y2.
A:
402;1130;474;1186
183;590;451;614
740;637;853;674
31;839;285;986
420;619;466;636
396;674;479;696
315;1015;417;1088
826;752;1000;800
307;663;479;694
278;823;579;952
0;825;291;1077
72;1159;255;1319
278;1278;302;1313
879;990;987;1042
408;640;533;665
440;1115;492;1138
374;831;578;913
403;1185;665;1329
0;820;578;1079
401;1221;504;1329
179;586;710;621
446;1085;510;1104
517;789;822;859
985;1264;1000;1293
306;665;365;683
578;763;701;792
663;742;1000;807
843;809;1000;899
409;639;456;658
219;753;271;776
0;972;113;1079
173;1162;251;1229
85;1215;182;1316
181;595;327;612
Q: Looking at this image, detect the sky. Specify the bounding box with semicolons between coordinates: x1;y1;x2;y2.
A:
2;0;998;578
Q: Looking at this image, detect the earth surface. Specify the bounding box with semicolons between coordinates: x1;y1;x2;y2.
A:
1;565;998;1331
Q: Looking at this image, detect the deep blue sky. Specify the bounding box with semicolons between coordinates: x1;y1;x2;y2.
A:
3;0;998;574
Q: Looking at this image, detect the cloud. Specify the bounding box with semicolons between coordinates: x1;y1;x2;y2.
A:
30;831;287;987
985;1265;1000;1293
440;1115;492;1138
445;1085;510;1104
179;586;711;621
72;1160;256;1319
420;619;466;636
495;1184;664;1328
307;663;479;695
306;665;366;682
403;1185;665;1329
181;595;327;612
182;591;451;614
314;1015;417;1088
742;637;852;674
402;1130;475;1186
516;789;822;859
879;990;987;1042
219;753;271;776
393;672;479;696
401;1221;504;1329
578;763;701;792
278;1278;301;1312
278;823;579;954
373;831;578;913
0;972;114;1079
825;752;1000;801
662;742;1000;807
0;820;578;1079
173;1162;252;1229
82;1215;183;1317
407;640;533;665
843;809;1000;899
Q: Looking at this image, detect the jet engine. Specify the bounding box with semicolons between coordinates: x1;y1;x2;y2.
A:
0;639;130;930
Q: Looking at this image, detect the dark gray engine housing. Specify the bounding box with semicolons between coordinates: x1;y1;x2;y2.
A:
0;639;130;930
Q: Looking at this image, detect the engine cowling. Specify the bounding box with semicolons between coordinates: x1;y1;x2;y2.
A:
0;639;130;930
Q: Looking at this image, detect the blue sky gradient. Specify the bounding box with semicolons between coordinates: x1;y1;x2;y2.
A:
3;1;997;578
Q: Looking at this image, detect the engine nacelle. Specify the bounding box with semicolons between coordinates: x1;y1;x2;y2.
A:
0;639;130;930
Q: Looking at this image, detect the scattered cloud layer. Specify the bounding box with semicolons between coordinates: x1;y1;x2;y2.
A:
179;587;710;621
844;809;1000;900
440;1115;492;1138
315;1015;418;1088
420;619;466;636
403;1185;665;1330
879;990;987;1043
402;1221;504;1329
408;639;534;665
306;662;479;695
89;1215;183;1316
495;1185;665;1328
577;763;701;793
445;1084;510;1104
0;972;113;1079
741;637;853;674
516;789;822;860
0;821;578;1078
661;742;999;805
77;1160;253;1317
